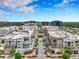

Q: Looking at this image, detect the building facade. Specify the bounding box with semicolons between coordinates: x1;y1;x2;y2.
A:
52;20;62;26
0;25;38;54
44;26;79;54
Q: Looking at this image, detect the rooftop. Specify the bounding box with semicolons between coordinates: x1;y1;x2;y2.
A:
48;31;65;38
2;30;33;40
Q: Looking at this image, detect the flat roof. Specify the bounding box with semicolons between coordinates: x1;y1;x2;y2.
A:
48;31;65;38
2;30;33;40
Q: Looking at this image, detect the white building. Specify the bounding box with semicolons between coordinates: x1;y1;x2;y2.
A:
0;26;19;36
42;26;59;31
44;26;79;54
47;31;64;54
63;35;79;51
2;30;35;54
0;25;38;54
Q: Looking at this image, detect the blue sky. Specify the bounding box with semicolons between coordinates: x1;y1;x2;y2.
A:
0;0;79;22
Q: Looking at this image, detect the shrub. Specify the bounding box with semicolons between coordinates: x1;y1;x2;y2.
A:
0;50;2;55
15;53;21;59
10;48;15;56
63;52;71;59
34;39;38;48
1;40;5;44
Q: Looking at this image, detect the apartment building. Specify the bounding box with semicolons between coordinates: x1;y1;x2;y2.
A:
0;26;19;37
18;25;38;32
47;31;64;54
24;22;38;26
44;26;79;54
42;26;59;31
2;30;35;54
0;25;38;54
63;35;79;52
48;31;64;48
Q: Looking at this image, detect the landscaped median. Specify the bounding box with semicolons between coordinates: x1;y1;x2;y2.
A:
21;48;38;58
45;50;63;58
0;47;16;58
45;49;72;59
43;36;48;48
0;55;5;58
43;36;62;58
34;38;39;48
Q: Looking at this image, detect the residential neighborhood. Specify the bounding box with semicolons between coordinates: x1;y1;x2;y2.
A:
0;0;79;59
0;21;78;59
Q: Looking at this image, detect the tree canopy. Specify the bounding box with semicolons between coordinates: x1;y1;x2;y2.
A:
15;53;21;59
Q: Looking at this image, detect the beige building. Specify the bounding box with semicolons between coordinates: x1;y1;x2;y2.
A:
44;26;79;54
63;35;79;53
0;25;38;54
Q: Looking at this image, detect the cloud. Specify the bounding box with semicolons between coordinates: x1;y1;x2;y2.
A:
54;0;77;8
62;0;70;3
1;0;33;8
17;6;34;12
0;10;11;16
0;0;35;13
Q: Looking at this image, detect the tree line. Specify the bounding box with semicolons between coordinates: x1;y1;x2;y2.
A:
63;22;79;28
0;21;79;28
0;22;24;27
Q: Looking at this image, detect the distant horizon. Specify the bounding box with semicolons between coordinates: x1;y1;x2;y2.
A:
0;20;79;22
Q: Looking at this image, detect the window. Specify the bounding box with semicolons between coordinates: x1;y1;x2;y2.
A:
18;47;20;48
23;44;29;48
24;37;29;41
17;41;20;42
76;45;78;46
65;42;66;43
68;42;71;46
75;41;78;43
9;41;11;43
53;40;56;43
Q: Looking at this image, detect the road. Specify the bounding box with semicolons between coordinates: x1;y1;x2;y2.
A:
36;37;48;59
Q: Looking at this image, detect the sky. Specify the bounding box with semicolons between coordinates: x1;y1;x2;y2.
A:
0;0;79;22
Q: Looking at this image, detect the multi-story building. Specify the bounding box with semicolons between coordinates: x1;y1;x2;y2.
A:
2;30;35;54
24;21;38;26
0;26;19;37
52;20;62;27
48;31;64;48
44;26;79;54
41;22;49;26
0;25;38;54
47;31;64;54
63;35;79;53
42;26;59;31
